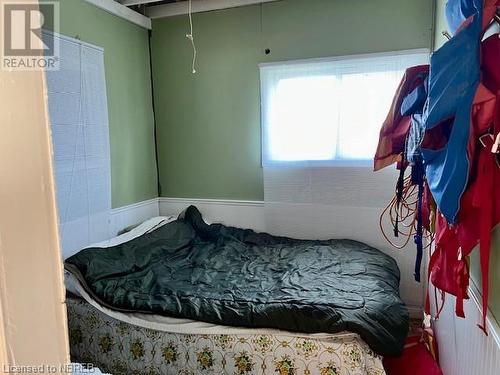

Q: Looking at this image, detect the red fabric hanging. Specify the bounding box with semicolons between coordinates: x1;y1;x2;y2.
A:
428;32;500;331
374;65;429;171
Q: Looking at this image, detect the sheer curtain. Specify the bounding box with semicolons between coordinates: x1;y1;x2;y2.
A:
44;33;111;258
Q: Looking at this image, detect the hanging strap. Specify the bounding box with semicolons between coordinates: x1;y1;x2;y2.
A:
394;159;407;237
412;162;425;282
425;246;440;315
435;290;446;320
454;249;467;318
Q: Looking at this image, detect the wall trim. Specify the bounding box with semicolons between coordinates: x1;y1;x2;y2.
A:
84;0;152;29
109;198;159;236
112;198;159;214
159;197;266;233
146;0;282;19
159;197;264;207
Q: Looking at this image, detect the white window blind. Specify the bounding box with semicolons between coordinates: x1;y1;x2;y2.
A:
44;32;111;258
260;49;429;167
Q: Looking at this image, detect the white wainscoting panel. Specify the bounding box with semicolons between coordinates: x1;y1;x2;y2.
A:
159;197;266;232
109;198;160;237
430;283;500;375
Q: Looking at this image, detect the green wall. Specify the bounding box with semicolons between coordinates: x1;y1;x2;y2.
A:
433;0;448;49
47;0;158;208
151;0;434;200
433;0;500;323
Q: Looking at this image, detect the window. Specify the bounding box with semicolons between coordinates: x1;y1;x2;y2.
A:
260;50;429;167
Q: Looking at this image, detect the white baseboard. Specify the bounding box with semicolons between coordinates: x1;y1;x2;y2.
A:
109;198;159;236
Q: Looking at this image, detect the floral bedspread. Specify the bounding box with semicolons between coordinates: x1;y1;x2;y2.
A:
67;298;386;375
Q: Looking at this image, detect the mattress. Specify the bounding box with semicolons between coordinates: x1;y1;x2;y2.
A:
66;217;386;374
65;217;385;375
65;216;365;338
69;269;365;339
66;296;386;375
65;206;409;356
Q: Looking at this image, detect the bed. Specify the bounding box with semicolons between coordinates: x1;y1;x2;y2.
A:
64;206;408;375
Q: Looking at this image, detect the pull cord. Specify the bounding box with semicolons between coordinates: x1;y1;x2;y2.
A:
186;0;197;74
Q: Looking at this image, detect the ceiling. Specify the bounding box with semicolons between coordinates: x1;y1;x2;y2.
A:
105;0;281;26
87;0;280;30
117;0;189;14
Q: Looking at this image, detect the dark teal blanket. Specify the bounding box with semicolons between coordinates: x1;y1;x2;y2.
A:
65;206;409;356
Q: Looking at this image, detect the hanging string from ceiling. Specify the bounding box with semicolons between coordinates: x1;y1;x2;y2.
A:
186;0;197;74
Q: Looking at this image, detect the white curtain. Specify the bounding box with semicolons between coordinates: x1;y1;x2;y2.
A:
44;33;111;258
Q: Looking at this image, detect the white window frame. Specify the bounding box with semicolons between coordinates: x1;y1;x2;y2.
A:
259;49;430;168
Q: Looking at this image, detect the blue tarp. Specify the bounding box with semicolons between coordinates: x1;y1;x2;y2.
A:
421;0;483;223
445;0;483;34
